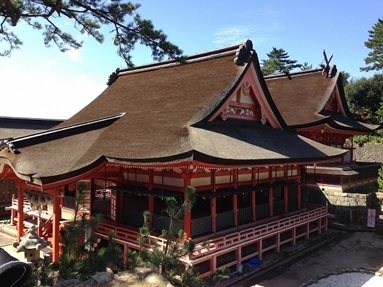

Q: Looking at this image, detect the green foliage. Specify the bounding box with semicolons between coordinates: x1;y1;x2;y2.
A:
21;256;55;287
378;165;383;193
56;214;124;281
348;135;383;146
203;266;231;286
361;18;383;73
366;192;382;209
0;0;183;66
300;62;312;71
344;74;383;124
261;47;302;76
340;71;351;87
132;186;206;286
55;190;123;282
77;181;89;192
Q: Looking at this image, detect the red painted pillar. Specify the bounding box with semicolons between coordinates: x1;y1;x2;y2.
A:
268;187;274;217
52;188;62;263
284;186;288;212
211;197;217;233
276;233;281;253
258;239;263;260
16;182;24;242
183;170;192;240
292;227;297;246
148;169;154;229
183;209;191;240
297;184;302;209
252;190;256;221
233;194;238;227
148;196;154;229
305;222;310;240
233;169;238;226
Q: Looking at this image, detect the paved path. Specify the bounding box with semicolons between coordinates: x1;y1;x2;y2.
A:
0;226;25;260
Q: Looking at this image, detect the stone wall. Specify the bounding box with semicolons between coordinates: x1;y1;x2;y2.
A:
323;190;383;223
324;190;367;207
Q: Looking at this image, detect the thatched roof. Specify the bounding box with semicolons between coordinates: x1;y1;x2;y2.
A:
0;117;62;139
265;70;379;132
0;42;346;186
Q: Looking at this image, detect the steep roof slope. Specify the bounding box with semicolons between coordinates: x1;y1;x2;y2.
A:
0;42;346;186
0;117;63;139
265;70;379;132
59;48;245;162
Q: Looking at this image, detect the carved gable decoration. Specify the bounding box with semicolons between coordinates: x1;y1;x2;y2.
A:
217;80;268;125
324;90;340;113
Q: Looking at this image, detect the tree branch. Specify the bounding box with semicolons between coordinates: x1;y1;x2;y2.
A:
0;0;20;26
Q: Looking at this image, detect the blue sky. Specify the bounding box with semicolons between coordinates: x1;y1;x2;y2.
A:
1;0;383;119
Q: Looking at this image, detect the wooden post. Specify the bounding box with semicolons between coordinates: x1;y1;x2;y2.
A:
52;188;62;263
323;215;328;232
233;169;238;227
268;187;274;217
297;184;302;209
276;233;280;253
305;222;310;240
211;256;217;272
233;194;238;227
258;239;263;260
284;186;288;213
183;169;192;240
148;169;154;229
292;227;296;246
211;198;217;233
252;190;256;221
317;218;322;234
148;196;154;229
16;182;24;242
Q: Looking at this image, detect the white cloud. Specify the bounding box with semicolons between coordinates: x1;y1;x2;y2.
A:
213;25;273;49
66;48;82;63
213;25;255;46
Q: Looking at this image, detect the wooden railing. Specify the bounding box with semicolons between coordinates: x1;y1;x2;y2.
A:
95;221;141;248
7;198;31;213
41;215;53;240
95;206;327;260
191;206;327;259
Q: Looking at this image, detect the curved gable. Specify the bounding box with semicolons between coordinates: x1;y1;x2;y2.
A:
207;52;287;130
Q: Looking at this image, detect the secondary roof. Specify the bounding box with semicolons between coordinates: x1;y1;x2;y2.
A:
265;70;379;133
0;41;346;187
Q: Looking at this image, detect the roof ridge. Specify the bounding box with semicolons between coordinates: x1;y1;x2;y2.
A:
106;40;254;85
264;68;324;80
119;43;241;73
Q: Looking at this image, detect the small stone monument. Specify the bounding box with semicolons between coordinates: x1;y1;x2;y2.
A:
13;225;50;263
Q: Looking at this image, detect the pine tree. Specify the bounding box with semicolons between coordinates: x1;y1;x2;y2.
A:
261;47;302;76
130;186;205;287
0;1;183;67
377;165;383;193
361;18;383;73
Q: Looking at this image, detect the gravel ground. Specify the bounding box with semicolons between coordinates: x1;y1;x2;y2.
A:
2;225;383;287
234;229;383;287
307;272;383;287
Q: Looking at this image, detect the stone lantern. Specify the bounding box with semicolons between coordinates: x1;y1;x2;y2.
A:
13;225;50;263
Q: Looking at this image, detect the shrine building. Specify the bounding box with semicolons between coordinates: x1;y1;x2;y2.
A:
265;70;380;195
0;40;377;277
